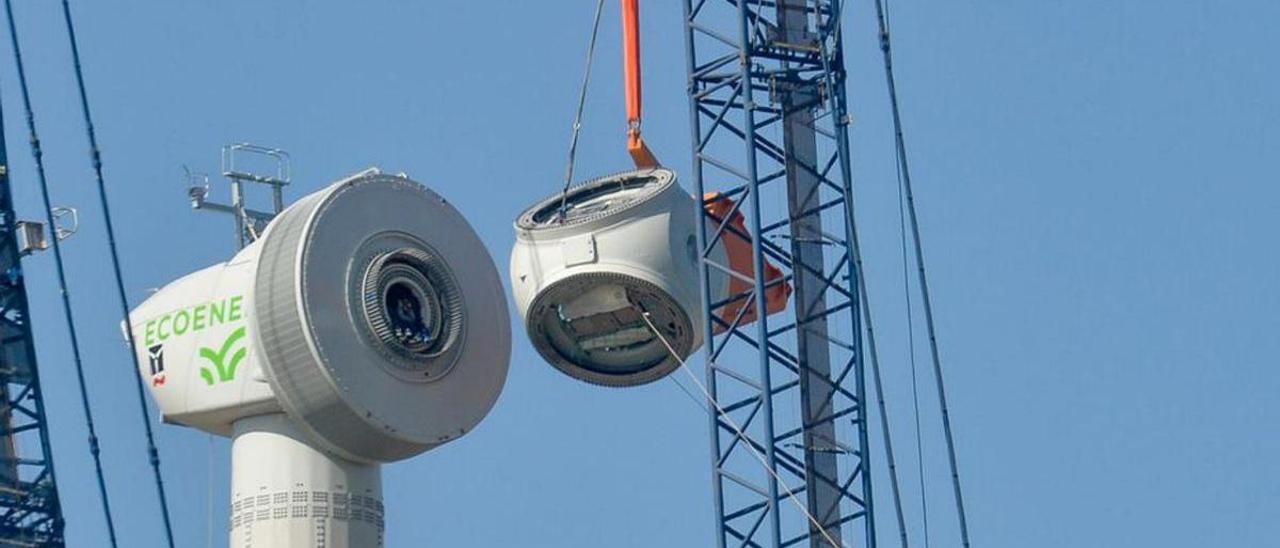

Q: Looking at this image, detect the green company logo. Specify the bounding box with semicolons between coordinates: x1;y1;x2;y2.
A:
198;326;247;386
142;295;248;387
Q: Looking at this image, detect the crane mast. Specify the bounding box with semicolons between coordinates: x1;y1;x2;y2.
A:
0;90;66;546
683;0;874;546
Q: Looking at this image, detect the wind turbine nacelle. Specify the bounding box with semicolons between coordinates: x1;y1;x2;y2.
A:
509;168;733;387
128;169;510;464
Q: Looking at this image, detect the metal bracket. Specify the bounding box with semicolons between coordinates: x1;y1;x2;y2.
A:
15;221;46;256
222;143;290;187
50;207;78;241
186;143;292;250
16;206;79;256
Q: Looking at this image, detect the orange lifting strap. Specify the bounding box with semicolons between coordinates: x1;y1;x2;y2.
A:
621;2;788;325
622;0;659;169
703;193;792;332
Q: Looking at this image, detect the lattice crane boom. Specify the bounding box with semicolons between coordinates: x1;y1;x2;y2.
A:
683;0;874;546
0;92;66;548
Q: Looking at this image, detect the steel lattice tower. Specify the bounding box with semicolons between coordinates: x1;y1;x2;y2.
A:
683;1;874;546
0;97;65;545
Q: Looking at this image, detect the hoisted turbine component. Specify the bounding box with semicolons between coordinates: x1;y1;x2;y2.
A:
509;168;789;387
128;170;510;547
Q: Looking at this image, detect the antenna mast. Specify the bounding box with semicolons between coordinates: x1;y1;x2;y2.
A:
187;143;290;250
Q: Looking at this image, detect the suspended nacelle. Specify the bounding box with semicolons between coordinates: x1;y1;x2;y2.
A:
128;169;510;547
510;168;789;387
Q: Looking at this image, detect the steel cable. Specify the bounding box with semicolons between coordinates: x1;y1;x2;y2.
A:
897;121;931;548
884;2;932;538
873;0;972;544
557;0;608;220
640;312;849;548
57;1;178;545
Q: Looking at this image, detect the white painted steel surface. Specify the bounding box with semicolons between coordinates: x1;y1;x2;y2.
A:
230;413;383;548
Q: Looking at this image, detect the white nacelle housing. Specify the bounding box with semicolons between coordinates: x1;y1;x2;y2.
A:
128;241;279;435
131;169;511;547
510;168;730;387
129;169;511;462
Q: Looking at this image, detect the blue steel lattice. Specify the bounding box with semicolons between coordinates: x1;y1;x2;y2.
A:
683;1;873;547
0;109;65;545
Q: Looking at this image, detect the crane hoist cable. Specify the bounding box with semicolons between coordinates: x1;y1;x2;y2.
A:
558;0;608;220
559;0;659;221
1;1;118;544
873;0;972;545
554;0;786;319
57;2;178;545
623;0;788;318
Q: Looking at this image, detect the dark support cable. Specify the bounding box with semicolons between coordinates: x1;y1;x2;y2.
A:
557;0;606;219
1;1;118;545
56;2;177;546
898;142;930;548
873;0;972;545
853;206;911;548
881;7;931;546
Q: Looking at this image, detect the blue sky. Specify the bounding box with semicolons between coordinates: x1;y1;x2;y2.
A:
1;1;1276;546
